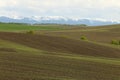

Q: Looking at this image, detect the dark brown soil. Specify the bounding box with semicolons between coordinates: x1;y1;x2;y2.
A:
0;32;120;58
0;48;16;52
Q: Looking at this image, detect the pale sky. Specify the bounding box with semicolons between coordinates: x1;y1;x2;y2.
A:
0;0;120;21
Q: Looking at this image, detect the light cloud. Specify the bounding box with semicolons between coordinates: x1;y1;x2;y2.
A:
0;0;120;21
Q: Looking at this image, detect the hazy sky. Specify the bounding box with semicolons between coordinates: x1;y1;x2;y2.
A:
0;0;120;21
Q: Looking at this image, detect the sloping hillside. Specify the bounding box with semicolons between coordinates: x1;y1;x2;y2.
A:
38;24;120;44
0;39;120;80
0;32;120;58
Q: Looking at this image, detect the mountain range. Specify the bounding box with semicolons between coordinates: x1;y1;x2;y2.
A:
0;16;119;26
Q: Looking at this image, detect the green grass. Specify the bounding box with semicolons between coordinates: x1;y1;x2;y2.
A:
55;54;120;65
42;51;120;66
0;39;40;52
0;23;68;31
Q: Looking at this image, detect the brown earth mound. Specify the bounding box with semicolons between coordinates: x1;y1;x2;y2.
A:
0;32;120;58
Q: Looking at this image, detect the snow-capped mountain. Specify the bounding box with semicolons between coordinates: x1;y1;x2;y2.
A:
0;16;119;26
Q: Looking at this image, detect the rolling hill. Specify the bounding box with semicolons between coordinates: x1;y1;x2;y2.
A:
39;24;120;45
0;23;120;80
0;32;120;58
